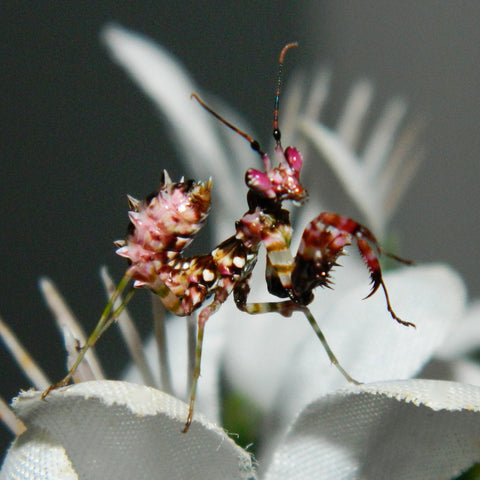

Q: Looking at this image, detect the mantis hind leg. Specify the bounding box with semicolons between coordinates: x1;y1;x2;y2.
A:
300;305;360;385
182;289;228;433
234;283;360;385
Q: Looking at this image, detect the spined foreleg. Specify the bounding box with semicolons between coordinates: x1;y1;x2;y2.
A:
296;212;414;328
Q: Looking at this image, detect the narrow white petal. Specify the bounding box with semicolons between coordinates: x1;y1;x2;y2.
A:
39;278;104;381
381;143;426;220
302;67;332;125
264;379;480;480
363;96;408;175
0;395;25;437
300;118;382;233
448;358;480;386
281;67;332;151
335;78;374;150
151;293;173;394
60;327;97;382
2;381;255;480
0;315;50;390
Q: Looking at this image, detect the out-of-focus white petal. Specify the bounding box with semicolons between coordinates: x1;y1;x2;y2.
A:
436;299;480;360
101;24;245;233
446;358;480;386
222;248;324;412
264;379;480;480
225;264;465;419
100;267;156;387
362;96;408;176
300;118;382;232
335;78;374;150
223;254;369;412
272;264;466;428
421;357;480;387
300;106;423;238
1;381;255;480
0;315;50;390
39;277;104;382
0;397;25;438
123;309;227;424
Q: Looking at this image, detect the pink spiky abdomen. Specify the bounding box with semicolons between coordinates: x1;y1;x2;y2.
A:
116;176;212;290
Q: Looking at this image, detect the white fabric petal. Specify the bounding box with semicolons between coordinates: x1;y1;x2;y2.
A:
264;379;480;480
1;381;255;480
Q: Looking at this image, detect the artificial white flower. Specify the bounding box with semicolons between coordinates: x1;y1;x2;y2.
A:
1;24;479;480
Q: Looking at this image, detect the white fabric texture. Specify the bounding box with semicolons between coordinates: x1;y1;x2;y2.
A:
264;379;480;480
0;381;255;480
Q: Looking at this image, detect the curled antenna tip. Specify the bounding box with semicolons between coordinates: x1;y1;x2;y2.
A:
279;42;299;63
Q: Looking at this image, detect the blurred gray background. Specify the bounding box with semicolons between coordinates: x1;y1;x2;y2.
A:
1;1;479;458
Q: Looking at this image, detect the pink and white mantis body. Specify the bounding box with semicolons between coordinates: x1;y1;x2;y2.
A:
43;43;413;432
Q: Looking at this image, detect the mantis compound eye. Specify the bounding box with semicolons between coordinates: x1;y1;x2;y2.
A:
284;146;303;173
